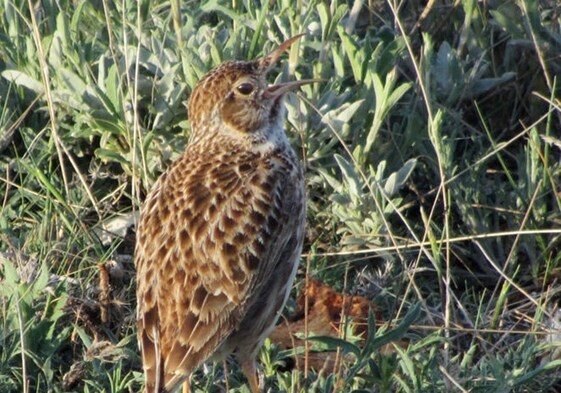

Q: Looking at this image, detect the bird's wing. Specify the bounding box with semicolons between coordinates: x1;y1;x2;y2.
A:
135;149;304;392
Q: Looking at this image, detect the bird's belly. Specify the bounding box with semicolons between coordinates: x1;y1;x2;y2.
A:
213;249;299;361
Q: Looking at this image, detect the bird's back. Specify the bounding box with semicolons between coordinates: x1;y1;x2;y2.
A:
135;139;305;392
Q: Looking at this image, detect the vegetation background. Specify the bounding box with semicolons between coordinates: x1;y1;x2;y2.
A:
1;0;560;391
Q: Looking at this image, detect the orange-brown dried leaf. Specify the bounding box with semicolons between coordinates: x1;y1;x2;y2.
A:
297;279;378;338
270;279;407;372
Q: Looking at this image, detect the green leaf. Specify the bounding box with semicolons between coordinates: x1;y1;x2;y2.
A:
58;67;87;99
95;148;130;165
435;41;453;90
469;72;516;97
2;70;44;93
384;159;417;196
104;62;121;112
321;99;364;130
490;8;524;38
338;27;363;83
200;0;241;21
317;2;329;40
306;335;361;357
334;154;362;201
32;262;49;292
366;70;411;153
1;257;20;289
367;303;420;353
513;359;561;386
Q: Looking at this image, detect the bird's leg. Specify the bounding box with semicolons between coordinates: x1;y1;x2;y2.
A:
224;360;230;392
241;360;260;393
182;380;190;393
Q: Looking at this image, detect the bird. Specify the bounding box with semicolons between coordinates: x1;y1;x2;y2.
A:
134;34;315;393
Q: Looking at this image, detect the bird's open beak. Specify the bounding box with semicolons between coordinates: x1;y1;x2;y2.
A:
263;79;320;99
260;34;324;98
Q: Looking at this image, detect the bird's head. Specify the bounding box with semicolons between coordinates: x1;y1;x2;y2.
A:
187;34;316;144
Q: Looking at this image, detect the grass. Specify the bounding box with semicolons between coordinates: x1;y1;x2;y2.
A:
1;0;561;392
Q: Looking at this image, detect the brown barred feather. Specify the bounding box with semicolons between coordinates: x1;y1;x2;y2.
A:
135;34;312;393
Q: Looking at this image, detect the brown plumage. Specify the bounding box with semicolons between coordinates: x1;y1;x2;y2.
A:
135;35;314;393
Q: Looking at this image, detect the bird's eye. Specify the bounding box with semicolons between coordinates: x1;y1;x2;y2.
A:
236;82;255;96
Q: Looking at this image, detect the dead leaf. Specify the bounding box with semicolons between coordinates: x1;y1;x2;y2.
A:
270;279;406;371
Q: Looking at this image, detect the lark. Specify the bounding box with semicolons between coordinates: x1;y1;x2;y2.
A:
135;34;314;393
